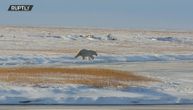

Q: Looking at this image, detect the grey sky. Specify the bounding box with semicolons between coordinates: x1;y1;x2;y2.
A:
0;0;193;30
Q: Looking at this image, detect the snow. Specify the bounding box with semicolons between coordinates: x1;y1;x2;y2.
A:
1;83;191;104
0;26;193;104
27;34;117;41
149;36;193;45
0;54;193;66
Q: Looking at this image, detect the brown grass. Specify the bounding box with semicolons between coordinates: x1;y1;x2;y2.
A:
0;67;157;88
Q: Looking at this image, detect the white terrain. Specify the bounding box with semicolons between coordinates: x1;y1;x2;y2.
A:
0;26;193;104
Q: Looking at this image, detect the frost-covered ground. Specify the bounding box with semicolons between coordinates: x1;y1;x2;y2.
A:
1;54;193;66
0;26;193;104
0;83;188;104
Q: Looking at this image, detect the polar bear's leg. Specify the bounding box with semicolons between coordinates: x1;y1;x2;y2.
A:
82;56;85;60
90;55;94;60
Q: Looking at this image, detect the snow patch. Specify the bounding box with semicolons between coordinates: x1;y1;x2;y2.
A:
0;54;193;66
0;83;190;104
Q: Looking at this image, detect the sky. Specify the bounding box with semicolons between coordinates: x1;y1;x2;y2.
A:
0;0;193;30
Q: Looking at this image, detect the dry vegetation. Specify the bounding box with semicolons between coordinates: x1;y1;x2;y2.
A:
0;67;157;88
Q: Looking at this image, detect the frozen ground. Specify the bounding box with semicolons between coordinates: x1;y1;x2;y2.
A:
0;61;193;104
1;105;193;110
0;26;193;56
0;83;189;104
0;26;193;104
1;54;193;66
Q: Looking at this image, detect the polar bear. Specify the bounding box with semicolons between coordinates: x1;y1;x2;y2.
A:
75;49;97;60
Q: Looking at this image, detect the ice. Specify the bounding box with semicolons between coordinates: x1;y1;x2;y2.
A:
0;26;193;104
154;37;180;42
149;36;193;45
0;54;193;66
0;83;190;104
28;34;117;41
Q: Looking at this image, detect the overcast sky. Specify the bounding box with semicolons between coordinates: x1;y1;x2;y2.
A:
0;0;193;30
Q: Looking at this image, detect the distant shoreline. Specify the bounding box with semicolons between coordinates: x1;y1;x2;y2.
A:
0;25;192;33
